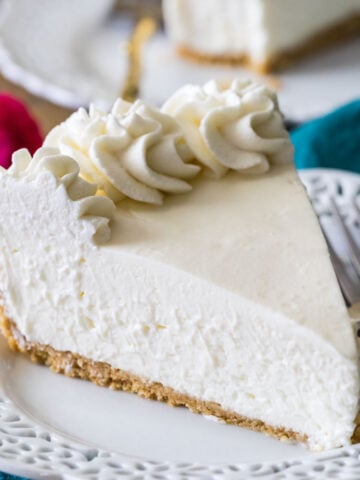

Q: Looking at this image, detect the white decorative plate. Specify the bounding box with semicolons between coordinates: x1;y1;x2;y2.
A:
0;0;360;120
0;168;359;480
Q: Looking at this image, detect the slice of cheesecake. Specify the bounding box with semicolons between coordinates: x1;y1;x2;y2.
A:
163;0;360;72
0;80;358;451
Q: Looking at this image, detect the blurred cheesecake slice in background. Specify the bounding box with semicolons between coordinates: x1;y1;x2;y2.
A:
163;0;360;72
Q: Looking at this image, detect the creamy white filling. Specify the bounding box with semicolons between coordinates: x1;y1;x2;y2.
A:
163;0;360;62
258;0;360;62
163;0;252;56
0;162;358;451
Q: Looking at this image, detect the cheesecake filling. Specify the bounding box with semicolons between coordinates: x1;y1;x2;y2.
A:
163;0;252;57
258;0;360;63
0;150;358;451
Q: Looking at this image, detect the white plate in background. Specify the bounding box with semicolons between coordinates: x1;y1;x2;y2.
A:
0;0;359;120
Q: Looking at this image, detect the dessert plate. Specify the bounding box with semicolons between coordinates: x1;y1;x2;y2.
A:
0;168;359;480
0;0;360;121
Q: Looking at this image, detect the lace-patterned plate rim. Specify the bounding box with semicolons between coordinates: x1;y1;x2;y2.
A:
299;168;360;228
0;168;359;480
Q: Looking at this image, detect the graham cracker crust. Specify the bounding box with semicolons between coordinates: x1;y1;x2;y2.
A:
0;312;308;445
177;15;360;73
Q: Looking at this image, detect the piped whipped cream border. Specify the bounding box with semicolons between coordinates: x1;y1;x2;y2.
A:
44;79;294;204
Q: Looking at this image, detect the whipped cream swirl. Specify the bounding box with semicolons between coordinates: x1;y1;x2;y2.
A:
3;147;115;243
45;100;200;205
162;79;293;177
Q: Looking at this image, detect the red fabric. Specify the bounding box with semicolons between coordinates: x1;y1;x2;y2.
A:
0;93;43;169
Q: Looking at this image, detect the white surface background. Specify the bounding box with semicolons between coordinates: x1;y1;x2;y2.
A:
0;0;359;120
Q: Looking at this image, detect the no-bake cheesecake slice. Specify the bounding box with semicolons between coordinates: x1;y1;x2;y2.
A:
0;80;358;451
163;0;360;72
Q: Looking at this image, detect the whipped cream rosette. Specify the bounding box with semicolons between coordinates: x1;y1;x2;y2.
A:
45;100;200;205
162;79;293;177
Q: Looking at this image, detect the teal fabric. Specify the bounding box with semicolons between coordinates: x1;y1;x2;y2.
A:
1;101;360;480
291;100;360;173
0;475;26;480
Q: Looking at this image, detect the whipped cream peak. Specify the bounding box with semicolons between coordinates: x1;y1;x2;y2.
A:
162;79;293;177
2;147;115;244
45;99;200;205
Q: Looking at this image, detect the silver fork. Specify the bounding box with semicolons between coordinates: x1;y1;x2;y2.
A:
320;198;360;333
